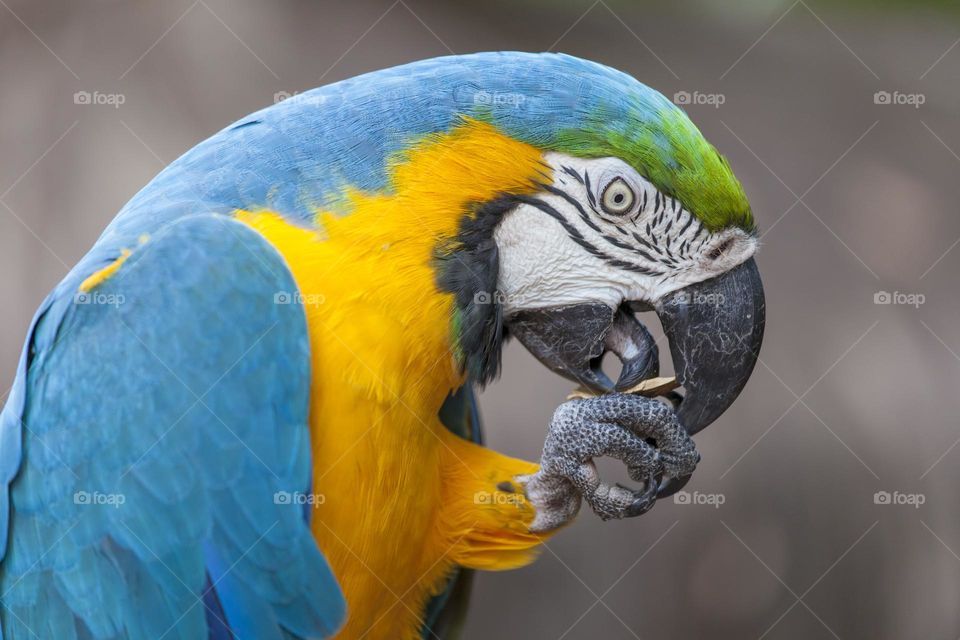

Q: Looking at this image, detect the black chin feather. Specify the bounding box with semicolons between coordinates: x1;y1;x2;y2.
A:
434;195;522;386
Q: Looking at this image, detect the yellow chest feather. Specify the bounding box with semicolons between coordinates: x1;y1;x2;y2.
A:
235;120;551;639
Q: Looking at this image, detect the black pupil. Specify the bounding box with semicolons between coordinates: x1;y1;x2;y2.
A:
613;193;624;203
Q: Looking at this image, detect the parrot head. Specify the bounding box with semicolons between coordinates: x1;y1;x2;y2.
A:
429;54;765;438
222;52;764;440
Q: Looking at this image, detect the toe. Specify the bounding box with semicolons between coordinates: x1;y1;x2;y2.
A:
622;473;659;517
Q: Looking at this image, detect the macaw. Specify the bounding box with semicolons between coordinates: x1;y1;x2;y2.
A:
0;52;764;639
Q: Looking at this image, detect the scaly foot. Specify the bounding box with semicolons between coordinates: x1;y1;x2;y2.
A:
518;393;698;532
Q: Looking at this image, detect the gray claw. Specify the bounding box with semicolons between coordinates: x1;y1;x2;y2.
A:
523;393;699;526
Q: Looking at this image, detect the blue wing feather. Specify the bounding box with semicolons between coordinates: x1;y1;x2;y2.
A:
0;215;345;638
0;51;664;639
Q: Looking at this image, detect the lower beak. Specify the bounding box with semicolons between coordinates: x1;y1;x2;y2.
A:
507;302;659;393
508;257;765;435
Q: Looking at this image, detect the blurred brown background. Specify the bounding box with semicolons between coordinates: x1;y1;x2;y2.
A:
2;0;959;637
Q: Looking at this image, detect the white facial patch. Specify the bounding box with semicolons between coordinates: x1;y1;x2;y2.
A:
493;153;757;314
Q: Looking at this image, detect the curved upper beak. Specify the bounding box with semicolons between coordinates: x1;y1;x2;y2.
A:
507;257;765;435
655;257;765;434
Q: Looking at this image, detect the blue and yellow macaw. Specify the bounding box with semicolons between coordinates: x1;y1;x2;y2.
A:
0;52;764;639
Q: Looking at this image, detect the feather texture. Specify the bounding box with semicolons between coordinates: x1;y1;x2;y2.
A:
0;52;747;639
0;216;345;638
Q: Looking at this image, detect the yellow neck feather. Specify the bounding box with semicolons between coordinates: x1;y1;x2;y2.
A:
235;120;549;639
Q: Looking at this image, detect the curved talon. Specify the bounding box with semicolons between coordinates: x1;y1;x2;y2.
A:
655;474;691;499
622;473;660;518
533;393;700;524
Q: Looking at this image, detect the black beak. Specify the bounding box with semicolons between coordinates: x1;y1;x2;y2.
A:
655;257;765;434
507;257;765;435
507;302;660;393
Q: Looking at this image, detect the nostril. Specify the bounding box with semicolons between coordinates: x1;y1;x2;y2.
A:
708;238;734;260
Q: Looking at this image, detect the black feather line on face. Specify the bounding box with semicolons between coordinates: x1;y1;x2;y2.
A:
561;165;585;185
515;195;663;275
583;170;596;209
541;183;603;234
434;195;521;387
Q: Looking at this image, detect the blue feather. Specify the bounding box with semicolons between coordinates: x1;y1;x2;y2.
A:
0;216;345;638
0;52;686;638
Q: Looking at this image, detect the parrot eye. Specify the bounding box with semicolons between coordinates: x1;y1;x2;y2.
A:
600;177;636;215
